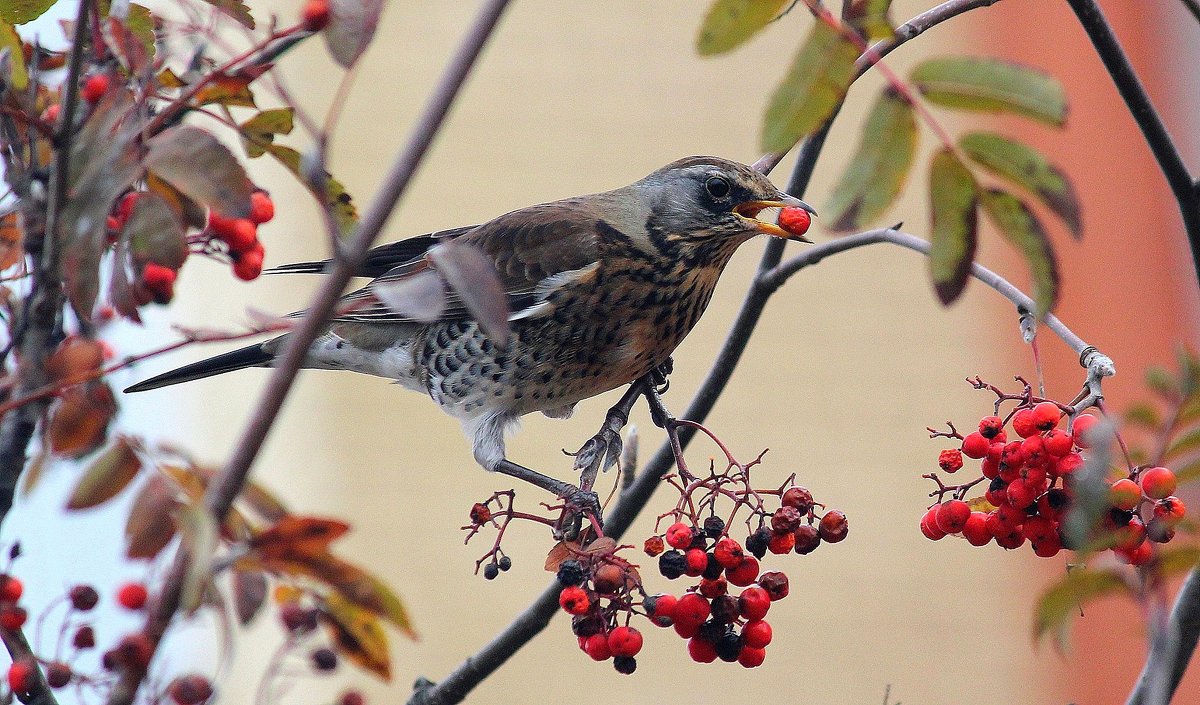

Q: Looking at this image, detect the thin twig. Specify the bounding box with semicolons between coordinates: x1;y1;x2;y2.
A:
1065;0;1200;288
103;2;513;704
1178;0;1200;26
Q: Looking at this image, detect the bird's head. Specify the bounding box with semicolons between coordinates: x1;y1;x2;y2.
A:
632;156;815;253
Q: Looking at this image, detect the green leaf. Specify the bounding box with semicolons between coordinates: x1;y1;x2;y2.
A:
0;0;56;24
67;437;142;510
1034;568;1130;644
927;149;978;305
843;0;894;41
825;89;915;231
265;144;357;235
761;21;859;153
1123;402;1162;430
911;57;1067;127
239;108;295;158
980;188;1059;316
1157;546;1200;577
145;125;255;219
177;503;219;614
960;132;1082;239
125;192;187;269
1145;366;1178;400
1165;426;1200;463
1175;457;1200;483
696;0;787;55
0;21;27;90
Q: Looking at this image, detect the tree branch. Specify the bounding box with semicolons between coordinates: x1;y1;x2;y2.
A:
1179;0;1200;25
1;627;57;705
1127;568;1200;705
1064;0;1200;287
103;2;513;704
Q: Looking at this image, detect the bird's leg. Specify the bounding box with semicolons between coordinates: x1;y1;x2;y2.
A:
638;371;696;483
493;459;601;534
571;380;644;490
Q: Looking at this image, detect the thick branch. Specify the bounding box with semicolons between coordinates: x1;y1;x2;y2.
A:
1;627;56;705
104;2;513;704
1182;0;1200;24
1065;0;1200;287
1126;568;1200;705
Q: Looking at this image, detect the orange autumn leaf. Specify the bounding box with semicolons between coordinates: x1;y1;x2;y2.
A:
250;516;350;560
50;383;118;458
0;211;22;270
321;592;391;681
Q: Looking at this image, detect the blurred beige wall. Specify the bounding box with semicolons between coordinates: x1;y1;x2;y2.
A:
105;1;1196;704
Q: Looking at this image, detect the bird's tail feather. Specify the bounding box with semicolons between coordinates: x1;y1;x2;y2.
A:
124;342;273;393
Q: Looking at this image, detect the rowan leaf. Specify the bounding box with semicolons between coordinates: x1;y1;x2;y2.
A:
48;382;118;458
960;132;1081;239
0;21;26;89
322;593;391;680
239;480;290;523
1034;568;1129;645
696;0;787;55
0;211;22;269
1158;546;1200;577
125;192;187;269
927;149;978;305
911;57;1067;126
825;89;915;231
287;554;414;637
233;569;268;625
125;474;178;559
1123;403;1161;430
265;144;357;235
178;503;219;614
144;125;254;219
843;0;894;41
101;14;148;74
200;0;254;28
239;108;294;158
324;0;385;68
761;21;859;153
428;241;510;344
1165;427;1200;464
1175;457;1200;483
251;516;350;560
0;0;57;24
981;188;1059;316
45;337;104;384
66;436;141;510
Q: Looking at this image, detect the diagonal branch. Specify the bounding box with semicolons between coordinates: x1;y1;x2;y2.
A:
1126;567;1200;705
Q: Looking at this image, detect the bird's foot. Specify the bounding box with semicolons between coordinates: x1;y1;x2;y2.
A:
493;459;602;537
571;425;623;484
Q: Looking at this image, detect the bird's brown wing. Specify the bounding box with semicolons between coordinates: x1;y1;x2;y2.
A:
266;225;476;278
331;199;605;325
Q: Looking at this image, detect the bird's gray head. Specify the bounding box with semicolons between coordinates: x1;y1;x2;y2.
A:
633;156;814;249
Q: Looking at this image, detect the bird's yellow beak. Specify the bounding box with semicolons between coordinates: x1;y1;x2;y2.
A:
733;195;816;242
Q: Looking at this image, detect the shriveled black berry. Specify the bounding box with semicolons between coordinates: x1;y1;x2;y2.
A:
497;556;512;572
702;516;725;538
613;656;637;674
697;619;729;644
45;663;71;689
571;613;605;637
701;553;723;580
658;550;686;580
69;585;99;611
1108;508;1134;526
1044;488;1070;512
988;476;1006;493
557;559;586;586
688;533;709;551
710;595;738;624
312;648;338;671
715;633;743;662
72;625;96;650
745;527;770;559
483;563;499;580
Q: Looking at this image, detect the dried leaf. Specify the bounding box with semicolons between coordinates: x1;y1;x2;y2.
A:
0;0;57;24
428;241;510;343
49;382;118;458
251;516;350;560
544;541;572;573
825;89;915;231
233;569;268;625
1034;568;1129;645
66;435;141;509
239;108;294;158
45;337;104;384
927;149;978;305
960;131;1082;239
696;0;787;56
980;188;1059;316
324;0;385;68
761;21;859;153
200;0;254;28
0;21;28;89
125;192;186;268
144;125;254;218
322;592;391;680
0;211;22;269
124;474;178;559
911;56;1067;127
276;553;415;637
177;503;219;614
965;496;996;513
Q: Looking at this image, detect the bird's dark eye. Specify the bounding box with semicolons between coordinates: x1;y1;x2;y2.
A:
705;175;731;200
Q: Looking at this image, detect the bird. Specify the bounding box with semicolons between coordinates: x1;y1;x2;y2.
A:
125;156;813;497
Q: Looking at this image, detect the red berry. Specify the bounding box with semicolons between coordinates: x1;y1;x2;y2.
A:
1043;429;1073;456
688;636;718;663
142;262;177;288
1116;540;1153;566
45;662;71;689
301;0;330;30
1114;517;1146;552
249;191;275;225
1140;467;1177;500
738;586;771;621
583;633;611;661
1032;532;1062;558
1110;478;1141;511
81;73;110;103
741;619;772;649
233;246;265;281
684;548;708;577
981;455;1000;480
961;511;991;546
1153;496;1187;526
1012;408;1038;438
920;507;946;540
221;219;258;253
978;415;1004;438
1006;478;1039;509
767;531;794;554
1072;413;1100;448
818;510;848;543
777;206;811;237
340;692;365;705
7;658;33;693
73;625;96;649
0;604;27;630
757;571;789;601
606;626;643;658
117;582;148;610
961;432;989;459
1031;401;1061;431
646;594;677;627
781;486;813;512
771;506;803;533
725;556;759;587
698;576;727;599
1022;434;1048;467
114;633;154;669
169;674;213;705
665;522;694;550
558;586;589;615
673;593;711;627
935;500;971;534
712;537;744;568
1022;516;1056;543
1056;452;1084;477
0;575;22;602
999;441;1026;471
737;645;767;668
673;619;699;639
938;449;964;473
41;104;60;123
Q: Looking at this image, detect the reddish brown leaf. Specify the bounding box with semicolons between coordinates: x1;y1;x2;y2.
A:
124;474;178;559
66;435;141;509
233;569;268;625
146;173;207;230
544;541;573;572
192;73;256;108
0;211;23;270
250;516;350;560
101;16;148;74
144;125;255;218
238;481;290;523
49;382;118;458
45;337;104;384
321;593;391;680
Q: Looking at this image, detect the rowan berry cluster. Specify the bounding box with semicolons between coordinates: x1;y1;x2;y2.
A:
922;379;1188;565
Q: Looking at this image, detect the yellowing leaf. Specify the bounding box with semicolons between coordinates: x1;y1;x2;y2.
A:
927;149;978;305
981;188;1059;316
67;435;141;509
761;21;859;153
239;108;294;158
192;73;257;108
178;503;219;614
0;22;27;90
911;57;1067;127
125;474;178;559
696;0;787;55
266;144;357;235
1034;568;1129;644
144;125;255;218
322;592;392;680
842;0;894;41
825;89;915;231
0;0;56;24
960;132;1081;239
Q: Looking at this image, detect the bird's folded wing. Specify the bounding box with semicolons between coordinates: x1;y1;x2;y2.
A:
265;226;476;278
